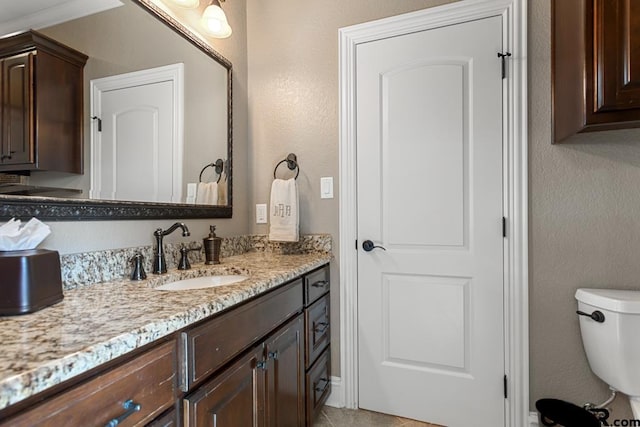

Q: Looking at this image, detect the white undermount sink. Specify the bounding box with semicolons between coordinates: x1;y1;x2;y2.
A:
155;275;249;291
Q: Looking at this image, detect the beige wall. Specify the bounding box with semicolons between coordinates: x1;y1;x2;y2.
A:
246;0;456;377
247;0;640;418
529;1;640;419
34;0;250;254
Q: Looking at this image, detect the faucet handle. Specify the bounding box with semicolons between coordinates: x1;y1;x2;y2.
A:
130;253;147;281
178;246;202;270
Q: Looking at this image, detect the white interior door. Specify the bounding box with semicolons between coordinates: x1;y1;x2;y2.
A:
356;16;505;427
90;64;183;203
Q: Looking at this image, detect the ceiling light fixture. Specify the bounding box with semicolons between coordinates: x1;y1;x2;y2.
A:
201;0;232;38
167;0;200;9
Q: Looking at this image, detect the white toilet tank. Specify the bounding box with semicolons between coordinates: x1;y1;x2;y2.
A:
575;288;640;396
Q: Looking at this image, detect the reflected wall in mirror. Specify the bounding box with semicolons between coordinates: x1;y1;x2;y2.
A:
0;0;232;220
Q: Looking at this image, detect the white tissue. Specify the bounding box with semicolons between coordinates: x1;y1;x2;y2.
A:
0;218;51;251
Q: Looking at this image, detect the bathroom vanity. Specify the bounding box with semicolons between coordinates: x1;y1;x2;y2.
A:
0;251;331;426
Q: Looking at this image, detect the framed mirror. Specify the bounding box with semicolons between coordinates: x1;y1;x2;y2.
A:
0;0;232;220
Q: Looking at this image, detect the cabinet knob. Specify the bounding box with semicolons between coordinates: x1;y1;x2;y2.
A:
311;280;329;288
314;378;330;394
314;322;329;334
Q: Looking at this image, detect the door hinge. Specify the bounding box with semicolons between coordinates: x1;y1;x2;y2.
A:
497;52;511;79
91;116;102;132
504;375;508;399
502;217;507;238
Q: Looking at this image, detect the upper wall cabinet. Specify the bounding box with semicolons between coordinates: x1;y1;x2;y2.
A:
0;31;87;173
553;0;640;142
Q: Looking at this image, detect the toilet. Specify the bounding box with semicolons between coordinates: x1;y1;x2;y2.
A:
575;288;640;418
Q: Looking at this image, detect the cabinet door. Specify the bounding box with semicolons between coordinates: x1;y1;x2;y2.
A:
553;0;640;141
1;52;33;166
264;315;304;427
586;0;640;122
184;346;265;427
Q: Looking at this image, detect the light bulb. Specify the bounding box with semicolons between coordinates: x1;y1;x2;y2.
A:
201;3;232;38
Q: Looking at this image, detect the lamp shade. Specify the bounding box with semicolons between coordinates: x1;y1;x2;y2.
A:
201;1;232;38
167;0;200;8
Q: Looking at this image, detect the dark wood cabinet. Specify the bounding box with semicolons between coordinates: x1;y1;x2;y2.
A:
0;30;87;172
552;0;640;142
302;265;331;426
264;315;305;427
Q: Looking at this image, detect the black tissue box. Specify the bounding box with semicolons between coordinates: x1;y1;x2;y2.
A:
0;249;63;315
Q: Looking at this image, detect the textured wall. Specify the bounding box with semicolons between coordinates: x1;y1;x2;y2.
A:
245;0;456;376
247;0;640;417
31;0;250;254
529;0;640;419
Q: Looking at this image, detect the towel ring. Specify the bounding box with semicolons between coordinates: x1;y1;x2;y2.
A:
199;159;224;183
273;153;299;179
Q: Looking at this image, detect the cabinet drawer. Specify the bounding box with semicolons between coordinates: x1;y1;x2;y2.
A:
304;265;329;306
305;347;331;427
181;279;303;391
2;340;176;427
305;293;330;369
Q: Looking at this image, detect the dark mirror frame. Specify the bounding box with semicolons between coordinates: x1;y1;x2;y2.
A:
0;0;232;221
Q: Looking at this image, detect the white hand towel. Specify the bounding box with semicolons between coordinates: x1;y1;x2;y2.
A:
195;182;219;205
269;178;299;242
217;173;228;205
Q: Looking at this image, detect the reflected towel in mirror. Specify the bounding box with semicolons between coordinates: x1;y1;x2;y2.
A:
195;182;219;205
217;172;228;205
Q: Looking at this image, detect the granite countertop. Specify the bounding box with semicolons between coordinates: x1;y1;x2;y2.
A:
0;251;332;411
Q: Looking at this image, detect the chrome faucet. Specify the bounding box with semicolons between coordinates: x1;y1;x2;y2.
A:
153;222;190;274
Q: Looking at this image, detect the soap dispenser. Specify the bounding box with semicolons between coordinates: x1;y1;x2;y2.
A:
203;225;221;265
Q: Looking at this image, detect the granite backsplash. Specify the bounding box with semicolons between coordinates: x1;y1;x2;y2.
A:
60;234;331;290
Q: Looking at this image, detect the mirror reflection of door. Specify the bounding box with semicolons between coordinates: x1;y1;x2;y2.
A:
90;63;184;203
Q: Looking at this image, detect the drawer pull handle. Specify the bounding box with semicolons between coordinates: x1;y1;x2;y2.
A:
311;280;329;288
105;399;141;427
268;351;279;360
314;322;329;334
257;360;268;370
314;378;330;394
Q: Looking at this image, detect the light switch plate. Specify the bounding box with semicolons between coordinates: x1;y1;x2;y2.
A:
320;177;334;199
256;204;268;223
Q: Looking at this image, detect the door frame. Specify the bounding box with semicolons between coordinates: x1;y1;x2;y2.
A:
338;0;528;426
90;63;184;202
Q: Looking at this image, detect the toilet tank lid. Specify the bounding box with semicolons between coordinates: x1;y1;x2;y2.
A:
575;288;640;313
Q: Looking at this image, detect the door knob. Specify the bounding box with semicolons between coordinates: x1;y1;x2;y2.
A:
362;240;386;252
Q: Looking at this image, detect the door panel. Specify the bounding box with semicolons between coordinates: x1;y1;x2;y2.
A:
357;15;504;427
384;61;467;248
383;274;469;371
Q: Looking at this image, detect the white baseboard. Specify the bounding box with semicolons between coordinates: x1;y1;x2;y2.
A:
529;411;539;427
324;376;345;408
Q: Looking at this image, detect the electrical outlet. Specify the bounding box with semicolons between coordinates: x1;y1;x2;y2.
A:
256;204;267;223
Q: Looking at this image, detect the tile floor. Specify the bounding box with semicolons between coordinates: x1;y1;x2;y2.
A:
313;406;444;427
